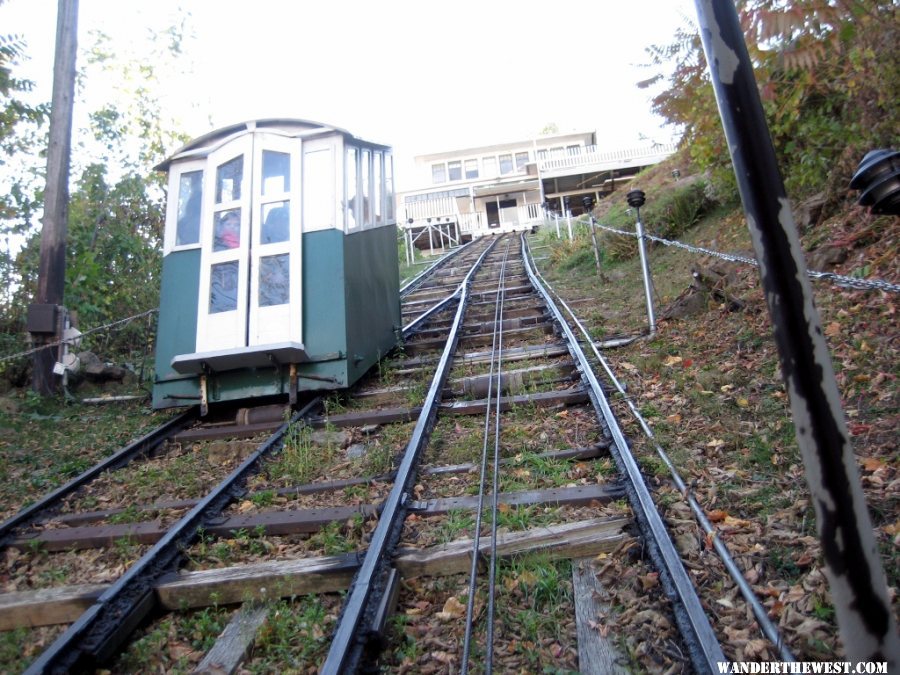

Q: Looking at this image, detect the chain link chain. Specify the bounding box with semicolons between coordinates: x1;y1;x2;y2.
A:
590;221;900;294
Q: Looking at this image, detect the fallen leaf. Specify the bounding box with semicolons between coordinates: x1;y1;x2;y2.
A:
663;355;683;367
436;596;466;621
861;456;884;471
825;322;841;336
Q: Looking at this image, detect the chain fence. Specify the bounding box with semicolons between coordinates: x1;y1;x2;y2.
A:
588;220;900;294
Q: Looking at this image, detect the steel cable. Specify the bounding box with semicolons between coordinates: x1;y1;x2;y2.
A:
587;220;900;293
0;308;159;364
461;241;507;673
486;239;511;674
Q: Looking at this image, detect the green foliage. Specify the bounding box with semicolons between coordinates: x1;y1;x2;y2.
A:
644;1;900;202
1;12;194;375
643;179;713;239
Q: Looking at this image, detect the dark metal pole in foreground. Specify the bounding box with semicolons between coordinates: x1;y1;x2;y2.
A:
692;0;899;666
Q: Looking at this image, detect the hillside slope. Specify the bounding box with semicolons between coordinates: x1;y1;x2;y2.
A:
531;152;899;663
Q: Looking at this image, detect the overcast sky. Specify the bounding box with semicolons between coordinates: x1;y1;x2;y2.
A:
2;0;695;184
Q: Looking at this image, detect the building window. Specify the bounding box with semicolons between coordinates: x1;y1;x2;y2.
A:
499;154;513;175
566;145;580;155
483;156;497;176
537;149;548;160
448;160;462;181
432;163;446;184
464;159;478;179
515;151;529;171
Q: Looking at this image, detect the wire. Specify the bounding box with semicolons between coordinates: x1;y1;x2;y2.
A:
0;308;158;365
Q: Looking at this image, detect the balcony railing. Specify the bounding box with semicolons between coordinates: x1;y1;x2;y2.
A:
538;143;677;174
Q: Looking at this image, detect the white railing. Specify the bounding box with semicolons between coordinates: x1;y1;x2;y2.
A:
403;197;457;222
538;143;677;174
459;212;484;234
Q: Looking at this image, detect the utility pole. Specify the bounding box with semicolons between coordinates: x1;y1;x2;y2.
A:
29;0;78;395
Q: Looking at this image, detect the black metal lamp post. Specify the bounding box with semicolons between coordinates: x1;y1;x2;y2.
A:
627;189;656;335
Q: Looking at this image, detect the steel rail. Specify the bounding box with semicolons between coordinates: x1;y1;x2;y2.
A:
461;238;510;674
521;234;727;673
25;398;321;674
529;257;795;661
402;239;492;335
400;237;478;297
321;237;500;674
0;407;198;546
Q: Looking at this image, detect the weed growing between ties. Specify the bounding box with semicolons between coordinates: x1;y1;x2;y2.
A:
0;626;66;673
242;596;341;672
109;605;232;673
383;559;579;672
267;422;336;486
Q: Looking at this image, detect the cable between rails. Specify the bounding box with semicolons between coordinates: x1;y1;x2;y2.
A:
461;238;510;673
485;239;510;674
528;241;796;662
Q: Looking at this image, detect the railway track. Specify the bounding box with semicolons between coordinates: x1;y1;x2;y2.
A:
1;233;734;673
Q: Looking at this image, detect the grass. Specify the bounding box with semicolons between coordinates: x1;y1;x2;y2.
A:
266;422;334;486
244;596;336;671
0;394;172;518
111;606;232;673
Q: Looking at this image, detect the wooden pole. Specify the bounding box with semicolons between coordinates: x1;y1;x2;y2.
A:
31;0;78;396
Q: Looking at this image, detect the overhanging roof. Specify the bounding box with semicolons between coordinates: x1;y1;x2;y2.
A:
472;178;540;199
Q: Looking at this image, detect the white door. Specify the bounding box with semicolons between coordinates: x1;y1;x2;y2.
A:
195;133;302;354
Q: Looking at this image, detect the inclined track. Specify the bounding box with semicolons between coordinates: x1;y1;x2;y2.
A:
5;233;729;673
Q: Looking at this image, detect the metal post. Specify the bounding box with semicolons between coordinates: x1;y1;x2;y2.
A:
627;190;656;335
583;196;603;277
427;220;434;256
693;0;899;666
554;212;560;238
565;210;573;240
405;227;412;266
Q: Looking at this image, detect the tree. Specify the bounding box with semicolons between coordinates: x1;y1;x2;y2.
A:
643;0;899;203
0;28;50;336
3;10;195;375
